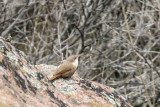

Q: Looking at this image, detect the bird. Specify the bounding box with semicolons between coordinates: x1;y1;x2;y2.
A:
49;54;83;81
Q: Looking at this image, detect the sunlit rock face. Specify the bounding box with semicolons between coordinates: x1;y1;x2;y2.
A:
0;38;132;107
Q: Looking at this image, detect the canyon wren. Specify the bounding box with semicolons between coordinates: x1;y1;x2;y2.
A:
49;54;83;81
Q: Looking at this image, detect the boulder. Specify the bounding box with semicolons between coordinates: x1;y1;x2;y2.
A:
0;38;132;107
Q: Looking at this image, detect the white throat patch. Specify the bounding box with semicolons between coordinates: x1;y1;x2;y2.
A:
73;58;78;67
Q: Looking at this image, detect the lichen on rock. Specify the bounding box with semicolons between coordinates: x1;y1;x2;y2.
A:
0;39;132;107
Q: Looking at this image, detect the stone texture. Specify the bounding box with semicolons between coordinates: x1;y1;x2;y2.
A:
0;38;132;107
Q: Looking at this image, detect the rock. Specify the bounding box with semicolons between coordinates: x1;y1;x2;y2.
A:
0;38;132;107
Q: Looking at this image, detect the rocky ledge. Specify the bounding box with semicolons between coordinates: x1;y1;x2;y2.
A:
0;38;132;107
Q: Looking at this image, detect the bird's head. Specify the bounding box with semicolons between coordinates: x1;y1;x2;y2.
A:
66;54;83;66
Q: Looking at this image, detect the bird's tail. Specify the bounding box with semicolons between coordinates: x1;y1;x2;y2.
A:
49;74;61;81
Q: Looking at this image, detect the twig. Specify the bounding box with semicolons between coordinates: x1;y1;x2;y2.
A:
120;0;152;107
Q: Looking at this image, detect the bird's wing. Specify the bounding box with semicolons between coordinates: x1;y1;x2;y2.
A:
54;62;72;75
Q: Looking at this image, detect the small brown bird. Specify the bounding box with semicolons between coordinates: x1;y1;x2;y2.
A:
49;54;83;81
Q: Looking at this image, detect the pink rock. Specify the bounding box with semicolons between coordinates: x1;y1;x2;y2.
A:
0;39;132;107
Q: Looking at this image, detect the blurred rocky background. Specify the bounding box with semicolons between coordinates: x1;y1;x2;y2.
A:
0;0;160;106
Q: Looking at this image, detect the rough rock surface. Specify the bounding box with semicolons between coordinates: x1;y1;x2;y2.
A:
0;38;132;107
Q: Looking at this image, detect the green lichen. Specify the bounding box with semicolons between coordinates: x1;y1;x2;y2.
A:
105;95;116;106
101;92;117;106
109;87;115;92
67;79;79;84
6;51;18;62
91;83;98;89
22;66;42;89
29;78;42;89
0;45;5;53
118;94;126;100
71;98;81;105
115;99;121;107
0;48;4;53
22;66;36;77
59;84;76;95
